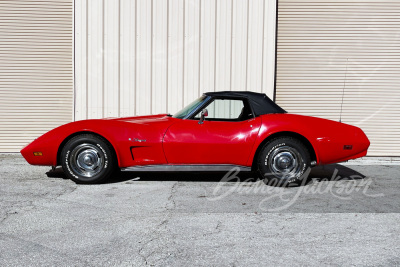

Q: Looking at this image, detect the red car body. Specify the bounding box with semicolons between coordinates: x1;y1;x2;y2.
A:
21;112;370;169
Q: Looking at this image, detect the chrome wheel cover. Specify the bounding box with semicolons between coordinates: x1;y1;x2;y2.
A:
266;145;304;179
69;143;104;178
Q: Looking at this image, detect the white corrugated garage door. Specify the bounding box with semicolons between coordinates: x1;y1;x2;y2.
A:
276;0;400;156
0;0;73;152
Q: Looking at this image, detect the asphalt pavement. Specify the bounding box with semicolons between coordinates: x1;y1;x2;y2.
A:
0;154;399;266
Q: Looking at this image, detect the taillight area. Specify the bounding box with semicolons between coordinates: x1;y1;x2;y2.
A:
315;124;370;164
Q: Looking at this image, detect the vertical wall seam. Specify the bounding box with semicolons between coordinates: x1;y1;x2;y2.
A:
245;0;249;91
102;0;105;118
213;0;217;92
260;0;265;93
182;0;185;107
134;0;137;115
118;0;121;117
166;0;169;113
273;0;278;101
73;0;76;121
150;0;153;114
229;0;233;91
198;0;201;95
85;0;88;119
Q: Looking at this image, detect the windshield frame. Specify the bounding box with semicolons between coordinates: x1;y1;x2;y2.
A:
172;95;211;119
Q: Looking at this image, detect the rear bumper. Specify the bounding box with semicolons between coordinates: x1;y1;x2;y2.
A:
325;150;368;165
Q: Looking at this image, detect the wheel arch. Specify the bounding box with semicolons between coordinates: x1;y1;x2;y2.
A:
57;131;120;167
251;131;318;171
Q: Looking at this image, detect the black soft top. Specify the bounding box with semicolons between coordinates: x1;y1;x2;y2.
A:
204;91;286;116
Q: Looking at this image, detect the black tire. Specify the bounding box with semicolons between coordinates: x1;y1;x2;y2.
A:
257;137;311;187
61;134;116;184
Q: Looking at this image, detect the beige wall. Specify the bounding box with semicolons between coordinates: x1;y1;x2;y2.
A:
276;0;400;156
74;0;277;120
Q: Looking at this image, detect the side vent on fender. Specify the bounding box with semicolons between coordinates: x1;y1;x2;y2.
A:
130;147;135;160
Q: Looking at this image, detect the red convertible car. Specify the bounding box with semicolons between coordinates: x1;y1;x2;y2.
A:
21;91;370;186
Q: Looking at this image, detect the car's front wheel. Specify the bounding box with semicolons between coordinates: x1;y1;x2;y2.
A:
61;134;116;184
257;137;311;186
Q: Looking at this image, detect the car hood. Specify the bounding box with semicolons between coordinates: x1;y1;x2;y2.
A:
101;114;179;141
20;114;178;166
106;114;173;124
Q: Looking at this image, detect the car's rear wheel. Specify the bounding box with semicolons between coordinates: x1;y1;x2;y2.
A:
257;137;310;187
61;134;116;184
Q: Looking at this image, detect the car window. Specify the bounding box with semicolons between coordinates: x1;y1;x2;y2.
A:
173;95;207;118
194;98;252;121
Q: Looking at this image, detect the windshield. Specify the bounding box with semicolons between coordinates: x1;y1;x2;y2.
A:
173;95;207;119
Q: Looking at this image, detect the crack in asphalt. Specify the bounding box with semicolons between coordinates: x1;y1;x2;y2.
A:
0;233;96;266
0;200;35;226
0;211;17;225
0;181;77;226
137;181;179;266
202;220;223;237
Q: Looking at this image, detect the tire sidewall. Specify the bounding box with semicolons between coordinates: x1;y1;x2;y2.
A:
61;135;114;183
258;138;310;186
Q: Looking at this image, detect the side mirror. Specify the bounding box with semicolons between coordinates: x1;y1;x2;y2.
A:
198;109;208;124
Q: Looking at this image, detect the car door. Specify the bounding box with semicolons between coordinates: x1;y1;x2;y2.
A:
163;98;261;165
